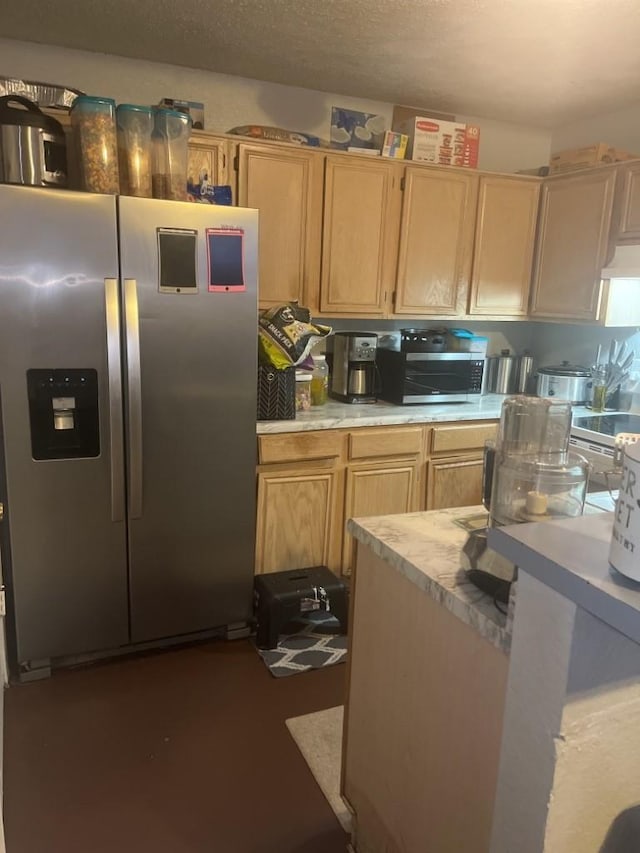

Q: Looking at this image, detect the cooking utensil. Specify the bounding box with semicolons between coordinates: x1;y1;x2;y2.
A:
617;340;628;367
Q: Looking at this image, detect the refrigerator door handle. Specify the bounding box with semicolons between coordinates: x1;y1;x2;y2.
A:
104;278;125;523
124;278;143;519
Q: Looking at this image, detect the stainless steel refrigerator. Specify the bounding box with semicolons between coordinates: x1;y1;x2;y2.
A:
0;185;258;676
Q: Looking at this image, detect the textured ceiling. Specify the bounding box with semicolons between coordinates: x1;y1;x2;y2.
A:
2;0;640;126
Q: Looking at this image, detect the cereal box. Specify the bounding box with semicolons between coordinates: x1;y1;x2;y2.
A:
381;131;408;159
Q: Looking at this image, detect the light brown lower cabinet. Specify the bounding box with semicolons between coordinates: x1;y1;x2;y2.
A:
426;454;485;511
255;421;497;576
255;467;342;574
342;461;421;574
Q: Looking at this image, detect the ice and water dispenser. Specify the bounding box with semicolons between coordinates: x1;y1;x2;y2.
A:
27;369;99;460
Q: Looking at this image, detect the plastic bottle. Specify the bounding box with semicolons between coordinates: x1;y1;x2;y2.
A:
311;355;329;406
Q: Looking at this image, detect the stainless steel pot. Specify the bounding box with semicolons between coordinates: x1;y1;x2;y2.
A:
536;362;591;403
0;95;67;187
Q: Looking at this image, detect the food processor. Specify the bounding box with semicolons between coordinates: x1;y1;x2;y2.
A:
463;396;590;603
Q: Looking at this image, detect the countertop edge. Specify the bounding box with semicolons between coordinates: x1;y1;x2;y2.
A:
348;515;511;654
257;399;504;434
488;515;640;646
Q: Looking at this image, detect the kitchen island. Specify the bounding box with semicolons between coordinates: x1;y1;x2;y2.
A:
342;496;634;853
342;506;511;853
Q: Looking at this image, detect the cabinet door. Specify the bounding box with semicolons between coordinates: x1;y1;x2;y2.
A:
395;167;478;315
255;469;340;574
320;157;400;315
468;176;540;316
530;168;617;320
342;462;420;574
187;133;230;199
426;456;483;511
238;143;323;310
617;161;640;242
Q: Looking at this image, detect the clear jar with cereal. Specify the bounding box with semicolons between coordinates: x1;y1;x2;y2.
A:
71;95;119;194
116;104;153;198
151;108;190;201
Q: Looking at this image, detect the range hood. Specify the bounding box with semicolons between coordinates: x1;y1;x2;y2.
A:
602;244;640;280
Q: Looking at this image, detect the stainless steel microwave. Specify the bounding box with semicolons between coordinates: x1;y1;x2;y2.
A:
377;350;485;404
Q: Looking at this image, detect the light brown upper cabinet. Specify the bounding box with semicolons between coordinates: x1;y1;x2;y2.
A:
188;132;231;193
530;168;618;321
394;167;479;316
320;156;401;315
617;161;640;242
468;176;540;316
237;143;323;310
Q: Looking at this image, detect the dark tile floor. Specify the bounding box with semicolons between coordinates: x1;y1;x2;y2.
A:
4;640;347;853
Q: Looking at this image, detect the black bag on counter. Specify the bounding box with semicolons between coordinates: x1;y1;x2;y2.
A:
257;365;295;421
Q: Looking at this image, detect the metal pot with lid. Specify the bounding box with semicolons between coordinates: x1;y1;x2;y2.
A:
0;95;68;187
536;361;592;403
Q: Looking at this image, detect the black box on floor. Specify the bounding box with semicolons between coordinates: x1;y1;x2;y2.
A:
254;566;349;649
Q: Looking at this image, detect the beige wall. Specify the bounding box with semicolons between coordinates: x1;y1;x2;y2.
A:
0;37;551;173
551;100;640;155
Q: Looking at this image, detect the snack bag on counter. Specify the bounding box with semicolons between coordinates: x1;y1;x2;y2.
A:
259;303;331;370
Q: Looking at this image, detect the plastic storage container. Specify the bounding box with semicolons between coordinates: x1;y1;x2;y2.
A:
496;395;572;457
116;104;152;198
295;371;312;412
71;95;119;194
311;355;329;406
491;452;589;527
151;108;189;200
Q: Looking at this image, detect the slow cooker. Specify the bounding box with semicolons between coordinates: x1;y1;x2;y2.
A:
536;362;592;404
0;95;67;187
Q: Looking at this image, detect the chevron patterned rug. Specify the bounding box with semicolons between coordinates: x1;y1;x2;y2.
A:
254;611;348;678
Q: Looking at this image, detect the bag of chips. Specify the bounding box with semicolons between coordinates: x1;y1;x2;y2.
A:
259;303;331;370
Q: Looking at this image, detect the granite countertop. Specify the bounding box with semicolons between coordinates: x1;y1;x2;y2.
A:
347;507;512;654
257;396;599;434
346;496;612;656
257;394;506;434
489;511;640;646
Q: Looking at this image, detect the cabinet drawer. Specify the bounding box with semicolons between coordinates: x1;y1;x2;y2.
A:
258;430;344;464
430;422;497;455
349;427;423;460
